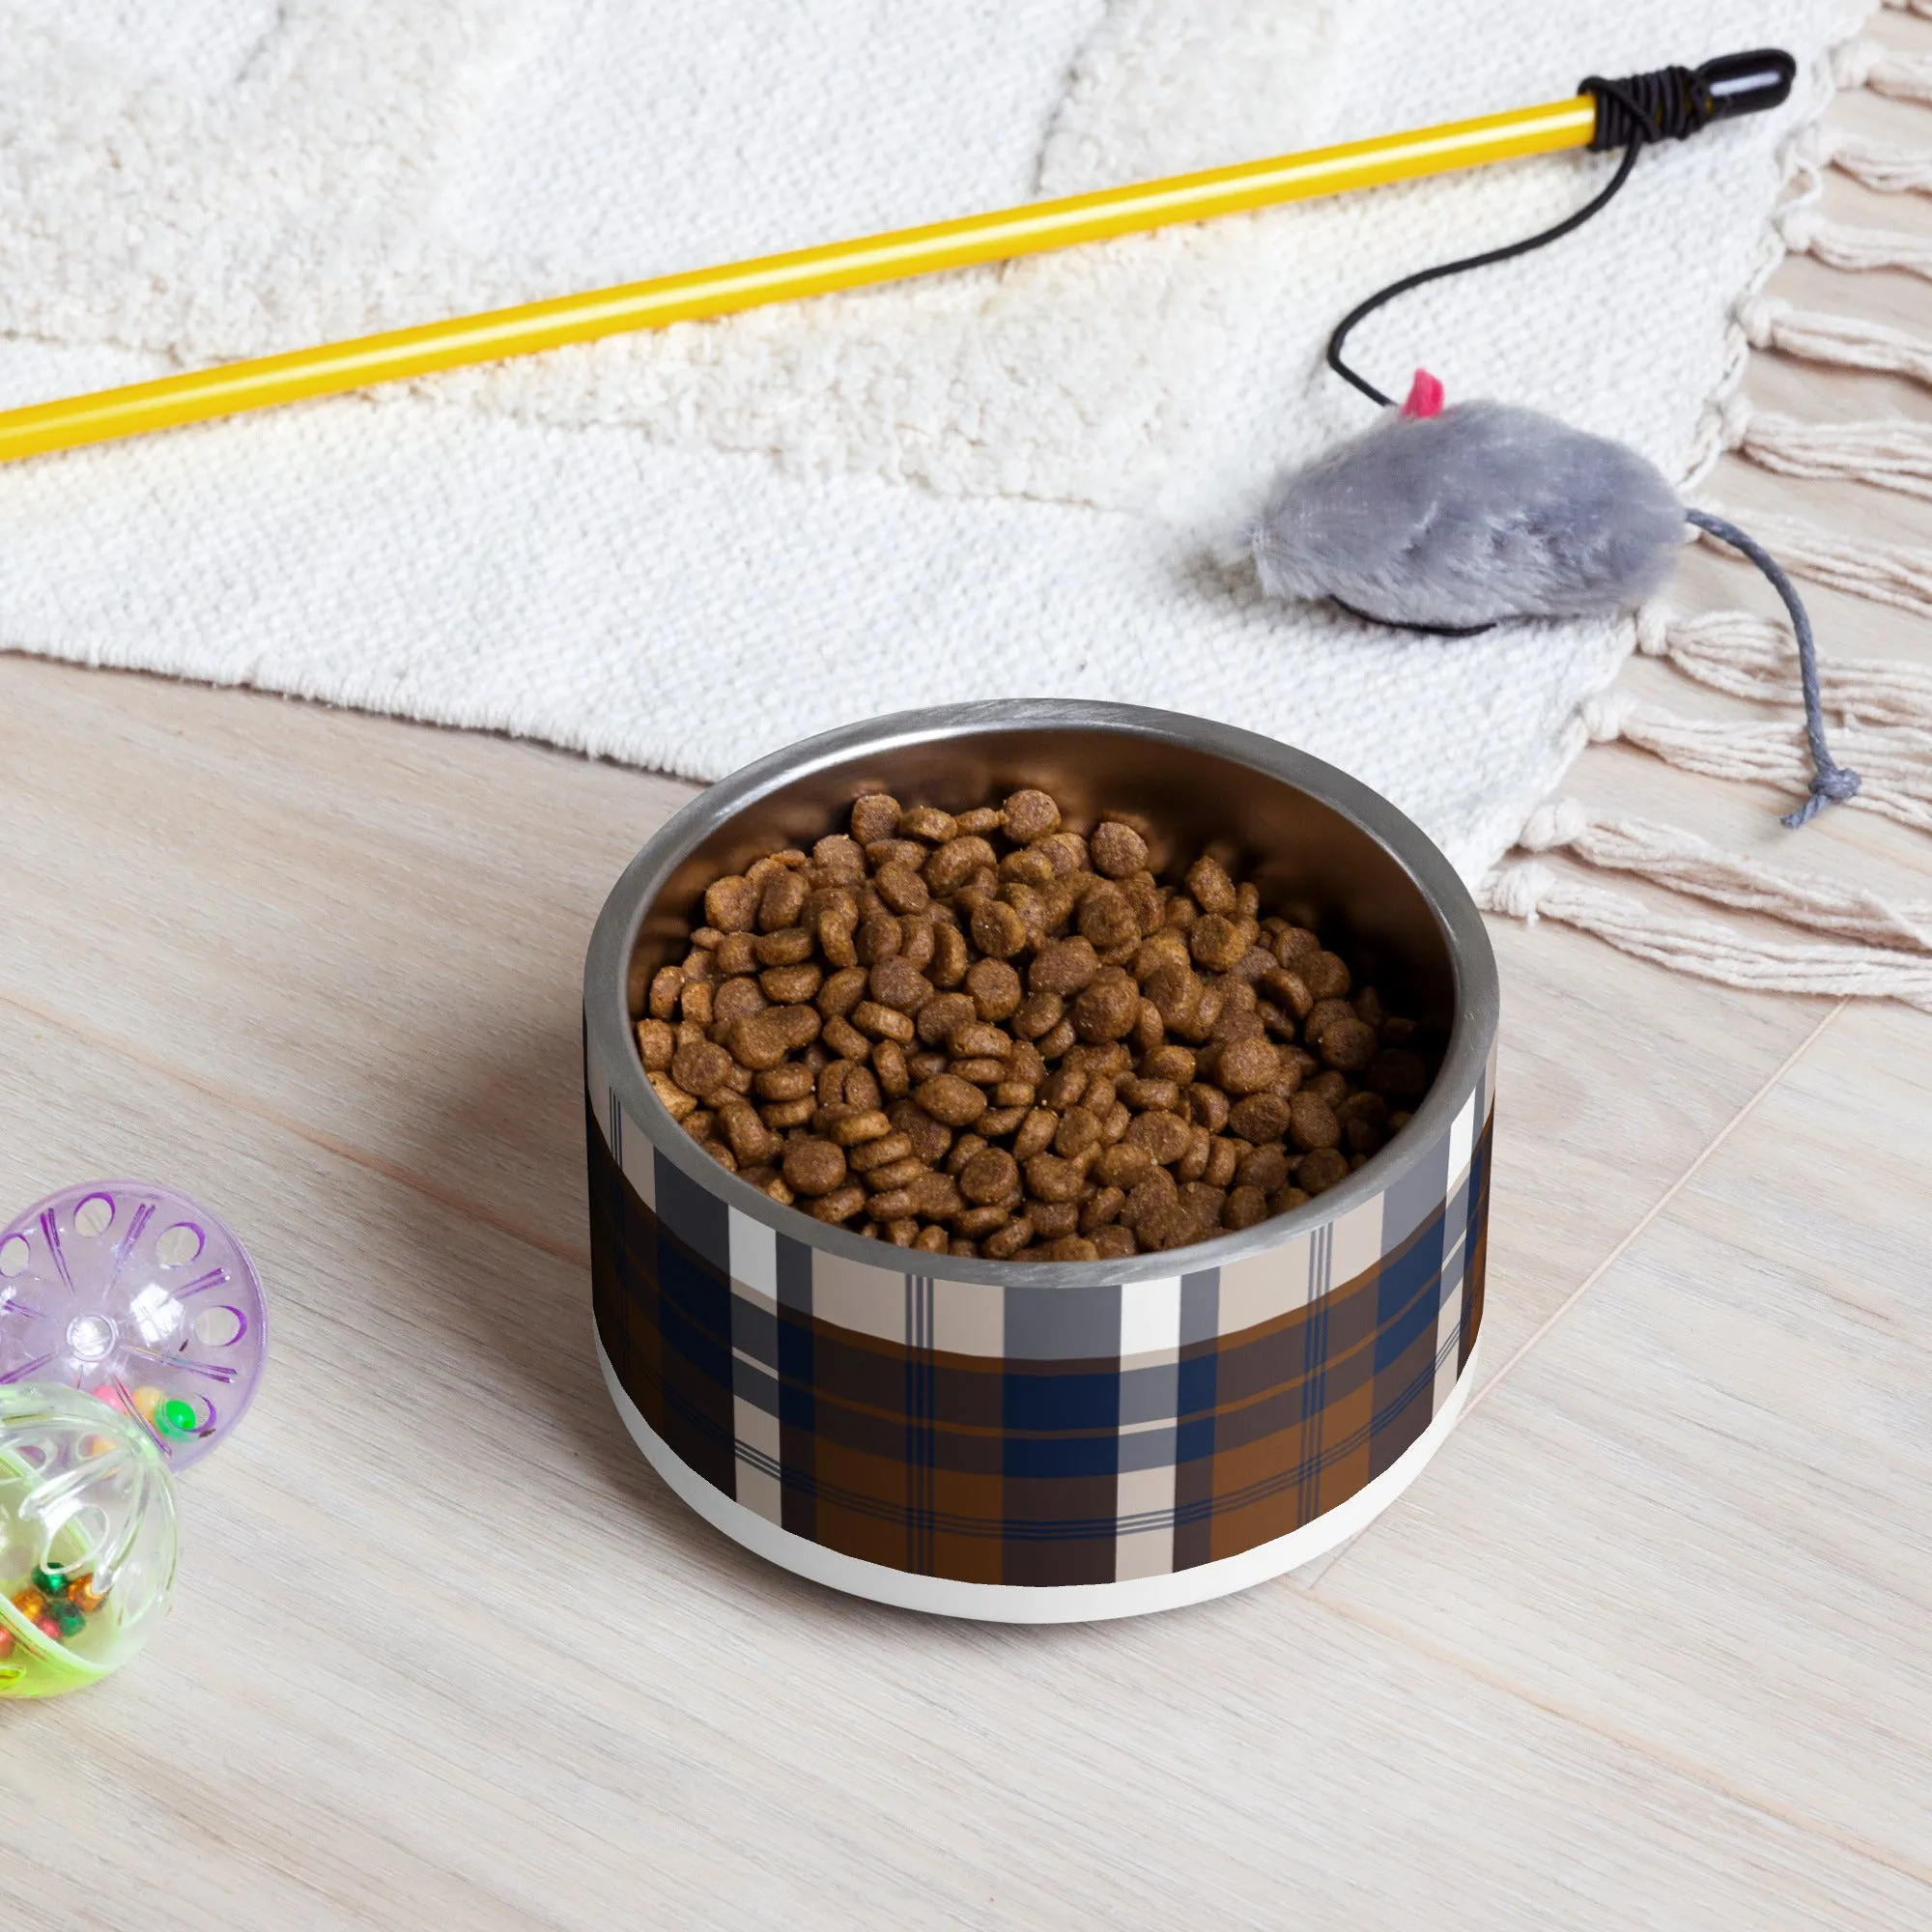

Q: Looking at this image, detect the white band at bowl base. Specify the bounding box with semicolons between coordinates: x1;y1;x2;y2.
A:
597;1336;1479;1623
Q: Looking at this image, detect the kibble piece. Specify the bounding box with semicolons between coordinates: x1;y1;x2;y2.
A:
759;963;822;1006
1013;1108;1060;1160
1011;991;1065;1040
827;1109;894;1148
1093;1224;1139;1260
1002;788;1061;842
1125;1112;1191;1166
1216;1037;1280;1097
982;1217;1035;1260
1138;1202;1199;1252
672;1039;735;1099
782;1138;848;1198
703;875;760;933
1024;1153;1085;1203
1090;820;1150;878
1303;951;1352;999
1228;1092;1292;1144
848;794;903;844
1222;1184;1268;1231
954;956;1018;1022
1189;915;1247;973
635;1018;676;1072
851;1001;917;1045
1030;937;1099;997
1002;846;1057;889
867;958;932;1013
810;1184;867;1224
1288;1092;1342;1152
1310;1069;1349;1108
970;899;1029;959
1302;997;1355;1046
958;1147;1020;1204
1186;1082;1231;1133
1185;856;1237;916
895;805;953;842
924;835;998;895
1369;1048;1429;1099
954;1204;1012;1238
1319;1017;1378;1072
875;864;930;915
1297;1147;1350;1196
757;870;810;934
915;1074;988;1128
817;901;859;968
718;1101;781;1165
864;1158;927;1194
1053;1106;1103;1159
1072;968;1141;1042
812;835;867;883
1040;1236;1100;1263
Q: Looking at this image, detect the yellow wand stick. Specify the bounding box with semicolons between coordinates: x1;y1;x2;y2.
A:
0;53;1791;466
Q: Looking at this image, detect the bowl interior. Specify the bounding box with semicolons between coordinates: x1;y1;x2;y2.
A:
626;724;1456;1036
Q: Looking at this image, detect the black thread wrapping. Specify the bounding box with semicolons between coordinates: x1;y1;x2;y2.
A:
1580;67;1716;151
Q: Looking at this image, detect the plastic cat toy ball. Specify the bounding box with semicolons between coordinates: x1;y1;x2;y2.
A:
0;1382;180;1697
0;1179;269;1696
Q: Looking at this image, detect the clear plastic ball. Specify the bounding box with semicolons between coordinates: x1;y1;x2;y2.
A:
0;1383;180;1697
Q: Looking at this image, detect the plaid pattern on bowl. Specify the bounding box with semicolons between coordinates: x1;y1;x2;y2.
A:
586;1025;1491;1589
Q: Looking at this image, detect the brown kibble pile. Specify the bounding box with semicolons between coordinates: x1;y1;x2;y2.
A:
636;788;1437;1263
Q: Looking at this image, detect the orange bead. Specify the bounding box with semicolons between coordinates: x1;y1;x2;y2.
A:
12;1586;45;1621
67;1576;105;1614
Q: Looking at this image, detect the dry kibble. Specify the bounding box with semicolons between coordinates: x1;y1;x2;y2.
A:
1002;789;1061;842
1297;1147;1351;1196
1090;820;1150;878
782;1138;848;1198
704;875;759;933
641;786;1435;1260
1215;1037;1280;1097
1288;1092;1342;1152
1319;1017;1378;1072
1030;937;1099;996
915;1074;989;1127
848;794;903;844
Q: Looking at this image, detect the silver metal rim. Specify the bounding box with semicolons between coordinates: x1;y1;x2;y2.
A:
584;699;1498;1290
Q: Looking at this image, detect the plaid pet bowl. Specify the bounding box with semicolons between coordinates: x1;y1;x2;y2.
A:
583;701;1496;1621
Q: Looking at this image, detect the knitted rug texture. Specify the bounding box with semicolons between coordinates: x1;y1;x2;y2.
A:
0;0;1869;885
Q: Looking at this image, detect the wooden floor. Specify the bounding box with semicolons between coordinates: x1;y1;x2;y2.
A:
5;25;1931;1928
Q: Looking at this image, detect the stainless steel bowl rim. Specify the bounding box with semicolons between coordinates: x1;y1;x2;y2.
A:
584;698;1499;1289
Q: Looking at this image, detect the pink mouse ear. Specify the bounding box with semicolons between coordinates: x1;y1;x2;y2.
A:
1401;369;1444;418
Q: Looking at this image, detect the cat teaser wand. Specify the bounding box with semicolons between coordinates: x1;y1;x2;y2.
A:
0;52;1792;464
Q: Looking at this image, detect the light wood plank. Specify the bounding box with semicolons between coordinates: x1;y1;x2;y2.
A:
1313;998;1932;1886
2;1004;1925;1930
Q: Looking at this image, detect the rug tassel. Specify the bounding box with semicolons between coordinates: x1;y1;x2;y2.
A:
1779;206;1932;281
1883;0;1932;17
1834;37;1932;104
1721;395;1932;500
1822;129;1932;194
1517;799;1932;951
1743;297;1932;387
1693;506;1932;620
1635;604;1932;730
1480;862;1932;1009
1579;691;1932;833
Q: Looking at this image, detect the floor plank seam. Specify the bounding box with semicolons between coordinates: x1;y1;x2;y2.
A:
0;983;590;1272
1302;1588;1932;1893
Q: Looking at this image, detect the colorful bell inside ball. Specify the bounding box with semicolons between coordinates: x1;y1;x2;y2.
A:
0;1382;180;1698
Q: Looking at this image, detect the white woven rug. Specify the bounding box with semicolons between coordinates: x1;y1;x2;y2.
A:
0;0;1872;890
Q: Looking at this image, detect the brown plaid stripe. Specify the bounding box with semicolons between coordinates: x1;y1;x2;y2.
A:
587;1092;1490;1589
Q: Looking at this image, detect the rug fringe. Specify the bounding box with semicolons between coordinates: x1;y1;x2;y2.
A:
1822;129;1932;193
1480;862;1932;1009
1835;36;1932;102
1723;397;1932;499
1485;17;1932;1009
1578;690;1932;833
1779;205;1932;280
1635;604;1932;730
1516;799;1932;951
1743;296;1932;386
1693;507;1932;619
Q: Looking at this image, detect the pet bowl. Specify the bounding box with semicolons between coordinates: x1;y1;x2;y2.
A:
583;701;1497;1622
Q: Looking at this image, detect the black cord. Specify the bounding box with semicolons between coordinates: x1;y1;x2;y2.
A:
1327;77;1662;407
